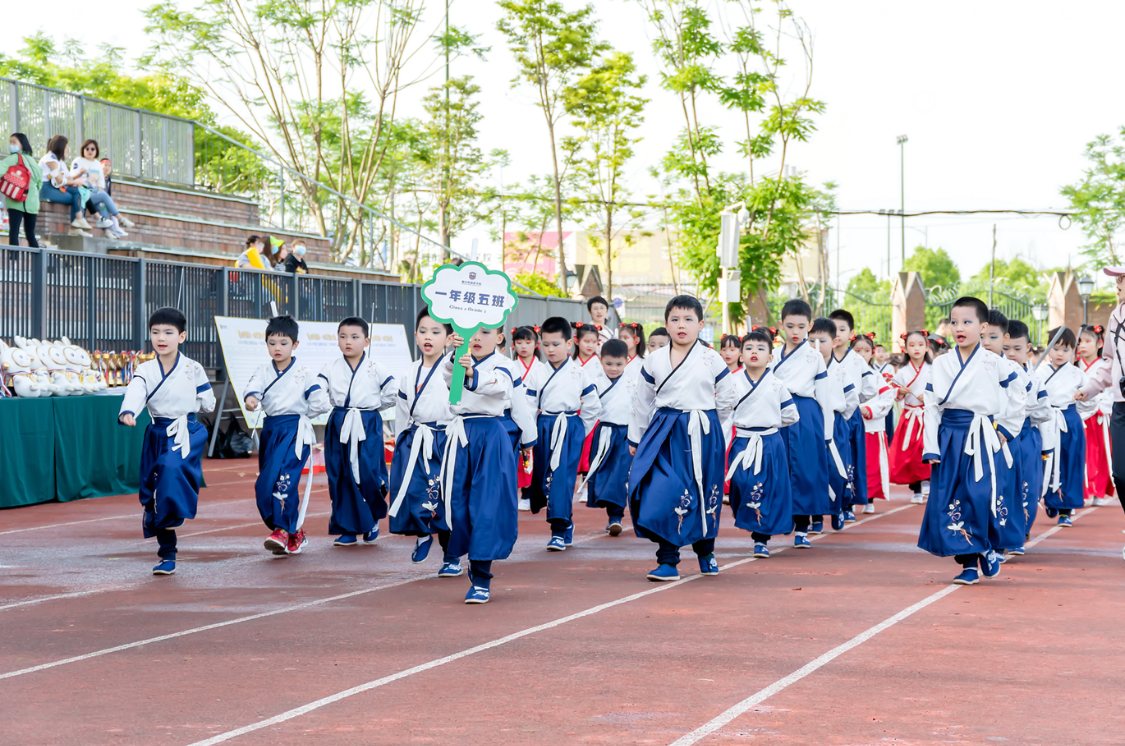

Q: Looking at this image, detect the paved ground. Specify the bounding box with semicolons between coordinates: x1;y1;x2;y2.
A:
2;461;1124;745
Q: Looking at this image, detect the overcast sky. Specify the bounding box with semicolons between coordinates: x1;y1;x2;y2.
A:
6;0;1122;289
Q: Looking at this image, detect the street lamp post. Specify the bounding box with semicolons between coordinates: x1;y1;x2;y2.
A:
1078;274;1095;325
878;209;889;278
897;135;908;264
1032;303;1049;346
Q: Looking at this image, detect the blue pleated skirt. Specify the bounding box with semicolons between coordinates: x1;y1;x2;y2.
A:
388;423;449;536
139;414;207;537
828;411;853;513
442;416;519;561
727;431;792;536
1044;405;1086;511
255;414;311;534
917;409;994;557
848;408;868;505
784;396;831;516
527;413;585;526
323;407;388;536
587;423;632;510
1016;421;1043;533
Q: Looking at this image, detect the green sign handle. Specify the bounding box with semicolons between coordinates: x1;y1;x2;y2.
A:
448;324;475;405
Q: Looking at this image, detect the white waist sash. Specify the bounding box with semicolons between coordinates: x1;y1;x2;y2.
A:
389;423;438;518
725;427;779;478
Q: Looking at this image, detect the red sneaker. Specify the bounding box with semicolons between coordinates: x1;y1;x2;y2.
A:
265;529;289;555
287;529;308;555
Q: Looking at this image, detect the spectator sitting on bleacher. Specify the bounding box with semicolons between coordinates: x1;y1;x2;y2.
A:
3;133;43;248
71;139;133;239
39;135;93;237
85;157;123;221
236;235;271;269
284;239;309;274
273;241;291;272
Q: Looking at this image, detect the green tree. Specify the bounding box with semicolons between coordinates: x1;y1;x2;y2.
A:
847;268;891;299
903;246;961;290
1061;128;1125;267
497;0;610;293
970;257;1045;291
564;51;648;298
514;271;568;298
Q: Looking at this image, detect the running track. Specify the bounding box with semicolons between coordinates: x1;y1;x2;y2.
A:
2;461;1124;745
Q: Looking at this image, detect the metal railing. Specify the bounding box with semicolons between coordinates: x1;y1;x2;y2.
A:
0;247;595;370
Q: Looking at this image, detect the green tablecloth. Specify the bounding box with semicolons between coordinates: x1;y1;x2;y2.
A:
0;394;151;509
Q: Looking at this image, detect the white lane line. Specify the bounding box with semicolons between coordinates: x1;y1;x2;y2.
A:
181;507;919;745
1023;507;1096;550
664;507;1093;746
0;589;119;613
0;496;256;537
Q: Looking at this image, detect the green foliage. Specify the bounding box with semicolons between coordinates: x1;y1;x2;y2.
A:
902;246;961;290
847;268;892;300
970;257;1046;292
1061;128;1125;267
514;271;569;298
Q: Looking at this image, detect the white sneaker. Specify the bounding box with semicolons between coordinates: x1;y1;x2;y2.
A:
118;215;136;228
921;481;931;497
1094;497;1113;507
110;228;128;238
71;216;92;230
68;228;93;237
95;217;113;229
1084;497;1094;507
518;498;530;511
863;503;875;514
575;484;588;504
910;494;924;504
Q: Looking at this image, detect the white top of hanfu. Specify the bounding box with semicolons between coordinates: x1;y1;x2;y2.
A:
119;353;217;420
245;358;329;418
317;352;397;411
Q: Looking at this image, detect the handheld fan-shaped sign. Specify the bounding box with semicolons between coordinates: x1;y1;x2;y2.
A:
421;262;519;403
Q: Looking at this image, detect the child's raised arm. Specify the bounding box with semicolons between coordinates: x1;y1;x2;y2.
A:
118;372;147;426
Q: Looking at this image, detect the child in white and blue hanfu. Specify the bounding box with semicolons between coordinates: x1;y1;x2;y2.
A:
244;315;329;557
829;310;879;518
583;338;634;535
1001;320;1051;552
815;318;858;531
919;297;1026;586
118;307;216;576
721;329;798;559
1038;327;1086;527
628;295;736;582
388;309;454;564
439;327;537;604
771;300;836;543
318;317;397;547
525;317;602;550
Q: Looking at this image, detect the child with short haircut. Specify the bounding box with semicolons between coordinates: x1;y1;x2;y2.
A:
647;327;671;353
918;297;1026;585
771;300;836;545
244;315;329;556
511;324;542;510
118;307;216;575
851;334;896;511
1003;320;1052;550
586;296;615;351
583;339;634;535
1039;326;1086;527
628;295;736;581
440;326;537;603
829;309;880;519
318;317;398;547
812;317;855;531
890;330;933;503
618;321;646;380
387;309;453;563
525;316;602;550
1076;324;1114;505
721;329;799;558
720;334;744;375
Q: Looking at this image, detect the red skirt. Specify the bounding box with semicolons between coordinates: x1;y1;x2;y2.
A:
889;407;930;484
865;431;889;500
518;449;533;489
724;427;735;495
1085;412;1114;500
578;424;596;473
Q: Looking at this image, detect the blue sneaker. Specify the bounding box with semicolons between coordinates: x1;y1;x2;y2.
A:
563;524;574;546
464;585;491;604
753;544;770;558
698;553;719;576
981;551;1001;578
1058;514;1073;527
794;533;811;548
546;535;567;552
996;552;1010;564
953;568;980;585
152;559;176;575
363;525;380;543
411;535;433;564
333;534;359;547
1045;506;1059;519
809;520;824;535
438;561;463;578
831;512;845;531
647;564;680;582
606;520;623;536
843;509;856;523
1008;546;1025;556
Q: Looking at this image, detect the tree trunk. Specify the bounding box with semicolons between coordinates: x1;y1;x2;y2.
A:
546;119;570;294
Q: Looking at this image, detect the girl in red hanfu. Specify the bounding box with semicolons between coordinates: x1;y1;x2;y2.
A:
574;322;604;500
889;329;932;503
1077;324;1115;506
512;325;543;511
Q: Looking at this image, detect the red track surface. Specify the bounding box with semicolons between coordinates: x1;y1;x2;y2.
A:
3;461;1124;745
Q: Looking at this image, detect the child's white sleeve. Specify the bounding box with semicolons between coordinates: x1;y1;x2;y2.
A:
628;360;657;446
509;375;538;448
995;363;1027;442
393;377;411;439
118;373;148;422
245;365;265;403
1029;382;1052;426
841;374;859;420
374;363;397;411
922;381;942;461
195;364;216;415
780;383;800;428
304;378;331;419
862;380;895;420
813;360;834;442
440;350;456;386
860;369;880;403
579;368;602;436
714;353;738;415
523;366;542;412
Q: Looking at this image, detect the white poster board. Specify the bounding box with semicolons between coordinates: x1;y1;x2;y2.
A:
214;316;413;427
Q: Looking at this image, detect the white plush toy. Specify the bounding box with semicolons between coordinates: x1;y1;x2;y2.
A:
43;340;82;395
60;337;103;393
0;339;42;398
15;337;58;396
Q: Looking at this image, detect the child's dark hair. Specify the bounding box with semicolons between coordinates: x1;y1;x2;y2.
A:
338;316;369;337
874;343;887;353
586;295;609;313
781;298;813;322
987;309;1008;335
828;309;855;330
416;307;453;334
1007;319;1031;344
720;334;742;349
149;307;186;334
572;322;600;357
952;296;989;324
540;316;572;340
511;325;541;360
1047;325;1077;349
601;338;629;360
809;317;837;339
649;327;670;342
665;294;704;321
619;322;646;357
245;234;260;249
265;314;299;342
900;329;934;363
1079;324;1105;357
10;133;32;155
742;327;775;354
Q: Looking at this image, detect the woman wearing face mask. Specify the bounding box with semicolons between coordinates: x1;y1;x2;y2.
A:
2;133;43;247
284;240;309;274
